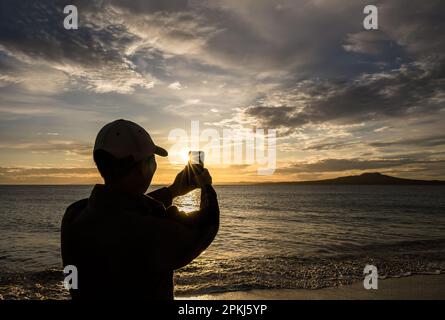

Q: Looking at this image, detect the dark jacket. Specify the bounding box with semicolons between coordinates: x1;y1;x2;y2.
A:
61;184;219;300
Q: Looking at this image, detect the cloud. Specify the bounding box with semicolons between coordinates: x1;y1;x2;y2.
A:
107;0;188;14
343;32;390;55
0;166;99;184
206;0;445;134
0;2;124;66
168;81;183;90
0;166;96;176
0;65;69;94
302;140;358;151
370;135;445;148
0;1;158;94
0;140;93;157
241;62;444;129
281;157;445;173
378;0;445;60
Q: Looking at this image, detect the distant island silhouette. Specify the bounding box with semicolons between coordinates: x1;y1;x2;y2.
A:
268;172;445;185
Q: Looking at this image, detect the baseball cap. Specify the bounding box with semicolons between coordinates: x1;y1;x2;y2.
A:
93;119;168;162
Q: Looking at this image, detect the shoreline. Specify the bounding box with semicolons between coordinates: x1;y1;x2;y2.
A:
177;274;445;300
1;273;444;300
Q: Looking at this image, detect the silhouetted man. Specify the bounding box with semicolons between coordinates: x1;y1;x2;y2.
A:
61;119;219;299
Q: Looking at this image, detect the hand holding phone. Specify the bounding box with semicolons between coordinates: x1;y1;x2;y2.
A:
188;151;204;167
187;151;209;186
168;151;211;197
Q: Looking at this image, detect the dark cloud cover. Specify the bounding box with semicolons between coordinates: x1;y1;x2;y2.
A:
0;1;134;66
245;62;444;128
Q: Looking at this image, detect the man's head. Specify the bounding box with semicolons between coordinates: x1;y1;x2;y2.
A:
93;119;167;194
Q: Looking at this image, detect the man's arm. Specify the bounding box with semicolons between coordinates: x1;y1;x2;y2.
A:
164;185;219;266
147;187;173;208
134;185;219;270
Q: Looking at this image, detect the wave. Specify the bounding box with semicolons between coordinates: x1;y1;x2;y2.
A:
2;240;445;299
174;246;445;295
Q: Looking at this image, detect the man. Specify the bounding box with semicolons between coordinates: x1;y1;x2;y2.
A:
61;119;219;300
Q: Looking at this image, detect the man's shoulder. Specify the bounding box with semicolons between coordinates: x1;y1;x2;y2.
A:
61;193;168;226
135;194;167;217
66;198;89;212
62;198;88;227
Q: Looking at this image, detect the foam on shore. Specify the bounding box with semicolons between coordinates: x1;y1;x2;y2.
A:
177;274;445;300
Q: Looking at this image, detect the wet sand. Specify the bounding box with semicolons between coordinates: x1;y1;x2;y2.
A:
177;274;445;300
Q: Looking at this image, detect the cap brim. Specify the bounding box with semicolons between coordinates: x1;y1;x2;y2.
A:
154;145;168;157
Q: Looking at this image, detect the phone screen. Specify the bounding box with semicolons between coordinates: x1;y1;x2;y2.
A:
188;151;204;166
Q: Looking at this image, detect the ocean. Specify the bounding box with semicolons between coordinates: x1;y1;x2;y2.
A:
1;184;445;299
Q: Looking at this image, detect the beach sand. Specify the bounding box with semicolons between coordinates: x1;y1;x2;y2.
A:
177;274;445;300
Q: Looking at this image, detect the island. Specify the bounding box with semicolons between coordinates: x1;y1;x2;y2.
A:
269;172;445;185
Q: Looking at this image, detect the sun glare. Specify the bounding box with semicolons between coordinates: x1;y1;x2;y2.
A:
180;149;190;163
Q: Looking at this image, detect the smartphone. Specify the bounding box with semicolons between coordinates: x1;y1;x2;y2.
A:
188;151;205;167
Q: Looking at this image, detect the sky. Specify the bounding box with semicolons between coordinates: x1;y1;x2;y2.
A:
0;0;444;184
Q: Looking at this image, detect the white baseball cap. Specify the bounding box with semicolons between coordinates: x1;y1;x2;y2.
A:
93;119;168;162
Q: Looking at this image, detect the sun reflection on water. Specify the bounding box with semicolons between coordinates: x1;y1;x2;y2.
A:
173;188;201;212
